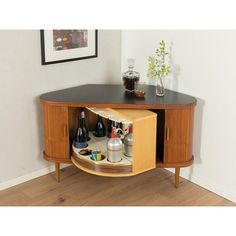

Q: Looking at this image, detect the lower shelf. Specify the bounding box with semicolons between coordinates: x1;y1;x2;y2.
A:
71;133;133;177
71;154;134;177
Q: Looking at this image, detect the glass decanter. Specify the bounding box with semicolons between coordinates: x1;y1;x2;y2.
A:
122;59;140;93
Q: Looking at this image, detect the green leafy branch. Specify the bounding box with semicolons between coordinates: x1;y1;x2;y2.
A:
147;40;171;79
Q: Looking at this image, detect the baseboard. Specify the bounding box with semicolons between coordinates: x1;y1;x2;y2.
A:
166;168;236;203
183;174;236;204
0;164;71;191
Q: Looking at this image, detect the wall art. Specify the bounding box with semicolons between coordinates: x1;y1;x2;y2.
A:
40;29;97;65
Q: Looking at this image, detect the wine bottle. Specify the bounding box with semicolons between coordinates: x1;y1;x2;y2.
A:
74;113;88;148
80;110;90;141
94;115;106;137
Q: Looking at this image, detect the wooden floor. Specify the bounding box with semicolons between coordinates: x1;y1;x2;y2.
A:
0;166;234;206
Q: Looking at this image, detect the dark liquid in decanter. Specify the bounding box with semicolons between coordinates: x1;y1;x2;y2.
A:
122;59;140;93
122;76;139;92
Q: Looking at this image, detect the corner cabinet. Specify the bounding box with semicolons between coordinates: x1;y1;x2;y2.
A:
40;84;196;188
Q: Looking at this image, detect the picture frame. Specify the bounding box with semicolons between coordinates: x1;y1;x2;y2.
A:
40;30;98;65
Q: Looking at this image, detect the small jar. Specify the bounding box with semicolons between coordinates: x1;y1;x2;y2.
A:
122;59;140;93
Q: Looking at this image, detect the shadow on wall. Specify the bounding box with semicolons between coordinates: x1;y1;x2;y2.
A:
35;96;44;161
165;41;205;181
165;41;181;91
188;97;205;180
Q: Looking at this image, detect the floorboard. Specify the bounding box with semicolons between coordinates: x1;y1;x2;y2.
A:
0;166;234;206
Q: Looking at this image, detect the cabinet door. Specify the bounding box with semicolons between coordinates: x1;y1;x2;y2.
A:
43;104;70;160
132;111;157;174
112;109;157;175
164;108;194;163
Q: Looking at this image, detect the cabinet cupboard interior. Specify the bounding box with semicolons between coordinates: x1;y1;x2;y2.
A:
40;84;196;188
72;108;157;176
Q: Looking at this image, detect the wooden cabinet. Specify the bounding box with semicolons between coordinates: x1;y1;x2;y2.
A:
40;84;196;187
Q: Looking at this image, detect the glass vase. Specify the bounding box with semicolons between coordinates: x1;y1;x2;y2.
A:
156;76;165;96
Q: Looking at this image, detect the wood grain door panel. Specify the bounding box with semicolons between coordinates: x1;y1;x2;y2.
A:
132;113;157;174
165;144;186;163
164;108;194;163
43;104;69;159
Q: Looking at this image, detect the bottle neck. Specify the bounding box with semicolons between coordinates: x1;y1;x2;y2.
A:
111;121;118;127
81;111;85;119
111;127;117;138
80;117;84;126
128;66;134;72
79;112;86;128
129;125;133;133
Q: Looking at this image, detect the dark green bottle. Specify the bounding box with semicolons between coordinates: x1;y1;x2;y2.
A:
94;115;106;137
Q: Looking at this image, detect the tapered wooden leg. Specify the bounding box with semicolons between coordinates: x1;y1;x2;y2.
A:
175;167;180;188
55;162;60;183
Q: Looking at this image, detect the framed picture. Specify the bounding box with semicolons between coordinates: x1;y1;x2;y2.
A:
40;29;98;65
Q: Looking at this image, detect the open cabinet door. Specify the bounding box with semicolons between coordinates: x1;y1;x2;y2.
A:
115;109;157;174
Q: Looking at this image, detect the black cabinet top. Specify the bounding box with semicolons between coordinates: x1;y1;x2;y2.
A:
40;84;196;109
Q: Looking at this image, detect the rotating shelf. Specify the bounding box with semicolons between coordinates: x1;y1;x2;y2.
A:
71;108;157;177
71;132;133;176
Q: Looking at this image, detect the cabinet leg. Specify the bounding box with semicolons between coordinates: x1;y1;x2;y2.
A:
55;162;60;183
175;167;180;188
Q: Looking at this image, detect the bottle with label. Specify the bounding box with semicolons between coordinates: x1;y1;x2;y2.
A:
94;115;106;137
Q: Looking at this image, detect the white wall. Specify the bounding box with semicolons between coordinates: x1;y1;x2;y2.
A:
0;30;121;185
122;30;236;203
